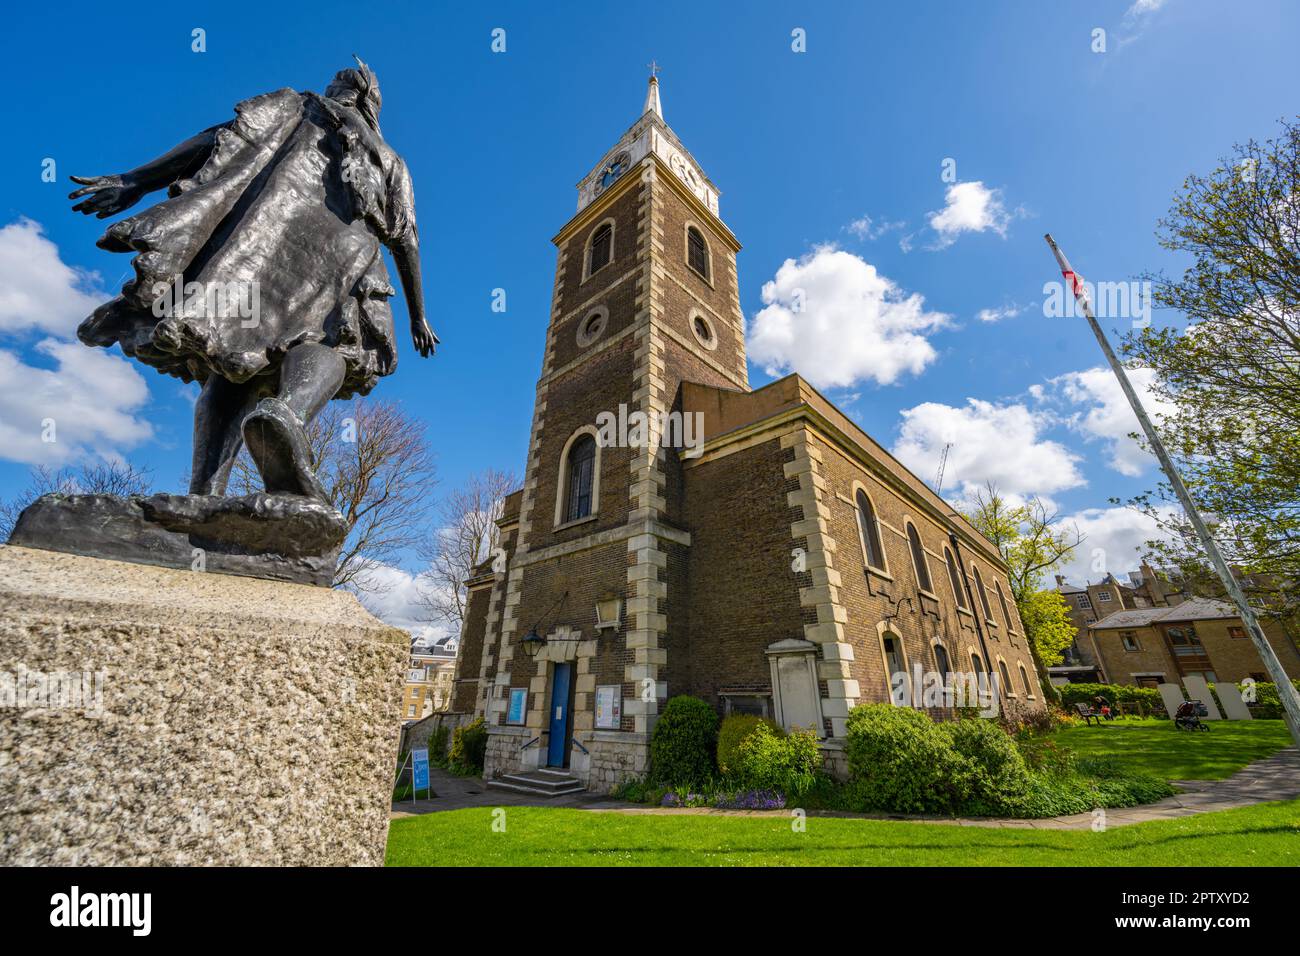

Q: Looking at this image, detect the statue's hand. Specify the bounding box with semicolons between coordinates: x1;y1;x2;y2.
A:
68;174;146;218
410;317;438;358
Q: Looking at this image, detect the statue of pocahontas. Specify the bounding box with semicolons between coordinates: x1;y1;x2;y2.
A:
68;57;437;502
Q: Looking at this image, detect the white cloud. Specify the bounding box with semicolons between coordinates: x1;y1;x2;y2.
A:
1054;505;1178;588
1116;0;1171;48
348;562;457;645
747;246;950;389
0;339;153;466
927;181;1013;248
0;218;103;337
892;398;1085;502
0;218;154;467
846;214;904;241
976;303;1028;323
1041;366;1172;477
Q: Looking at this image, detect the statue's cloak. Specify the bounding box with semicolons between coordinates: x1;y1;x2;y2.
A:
79;88;415;398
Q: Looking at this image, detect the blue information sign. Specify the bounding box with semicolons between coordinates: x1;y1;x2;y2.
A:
412;747;430;794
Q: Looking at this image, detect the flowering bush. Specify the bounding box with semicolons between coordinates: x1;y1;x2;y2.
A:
660;789;707;808
713;789;786;810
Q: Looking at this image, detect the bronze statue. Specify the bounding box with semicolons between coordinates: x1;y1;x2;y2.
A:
68;56;437;501
7;59;436;585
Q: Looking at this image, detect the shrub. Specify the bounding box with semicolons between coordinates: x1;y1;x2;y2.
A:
717;714;782;776
1016;737;1078;777
942;717;1029;803
1229;680;1300;719
844;704;969;813
1056;682;1165;715
448;717;488;775
712;789;786;810
650;696;719;788
428;724;451;767
731;723;821;797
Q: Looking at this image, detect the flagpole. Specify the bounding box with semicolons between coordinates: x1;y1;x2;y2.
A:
1044;234;1300;747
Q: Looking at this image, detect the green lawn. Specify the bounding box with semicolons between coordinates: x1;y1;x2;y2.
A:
1047;718;1293;780
386;799;1300;866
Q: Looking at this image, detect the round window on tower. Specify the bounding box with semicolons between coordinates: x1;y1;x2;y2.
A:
689;311;718;351
576;306;609;347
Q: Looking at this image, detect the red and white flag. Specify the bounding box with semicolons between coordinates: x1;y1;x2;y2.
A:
1044;233;1091;314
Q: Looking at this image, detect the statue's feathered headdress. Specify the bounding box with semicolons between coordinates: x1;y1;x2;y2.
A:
350;54;382;130
325;54;383;132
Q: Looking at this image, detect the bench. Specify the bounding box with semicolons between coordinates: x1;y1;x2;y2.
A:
1074;702;1104;726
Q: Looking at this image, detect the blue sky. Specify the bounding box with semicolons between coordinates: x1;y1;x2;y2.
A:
2;0;1296;633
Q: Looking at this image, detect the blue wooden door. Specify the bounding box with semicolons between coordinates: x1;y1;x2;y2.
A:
547;663;573;767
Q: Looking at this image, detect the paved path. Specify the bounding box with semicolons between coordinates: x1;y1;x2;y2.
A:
392;747;1300;831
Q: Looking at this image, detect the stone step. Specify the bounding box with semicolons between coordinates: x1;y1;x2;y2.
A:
487;770;585;798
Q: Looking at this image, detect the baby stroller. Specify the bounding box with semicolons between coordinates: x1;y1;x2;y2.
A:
1175;699;1210;731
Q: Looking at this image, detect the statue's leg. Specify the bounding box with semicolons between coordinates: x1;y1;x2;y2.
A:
190;375;262;496
241;343;345;501
277;342;346;426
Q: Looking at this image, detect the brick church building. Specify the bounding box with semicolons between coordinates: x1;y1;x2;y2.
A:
452;75;1045;792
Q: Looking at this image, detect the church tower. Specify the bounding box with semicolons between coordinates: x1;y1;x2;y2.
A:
476;73;748;788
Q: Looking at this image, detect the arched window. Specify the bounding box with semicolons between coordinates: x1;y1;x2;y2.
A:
933;643;951;677
686;226;709;279
998;659;1012;694
970;652;983;675
564;434;596;522
855;490;885;571
906;522;933;593
1019;663;1032;697
882;633;908;704
588;222;612;276
944;547;967;609
973;566;994;622
995;580;1015;632
882;636;906;679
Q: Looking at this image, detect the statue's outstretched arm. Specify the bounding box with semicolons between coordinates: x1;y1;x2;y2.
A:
69;123;227;219
393;230;438;358
385;159;438;358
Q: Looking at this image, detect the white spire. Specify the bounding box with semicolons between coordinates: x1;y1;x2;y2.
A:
643;66;662;119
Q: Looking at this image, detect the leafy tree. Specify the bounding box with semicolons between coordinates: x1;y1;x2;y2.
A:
1125;115;1300;617
1015;589;1078;670
964;483;1084;702
965;483;1084;603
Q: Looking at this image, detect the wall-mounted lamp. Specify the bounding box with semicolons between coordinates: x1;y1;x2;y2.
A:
519;590;571;659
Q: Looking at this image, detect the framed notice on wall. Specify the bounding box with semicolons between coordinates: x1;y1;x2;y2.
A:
506;688;527;725
595;685;621;729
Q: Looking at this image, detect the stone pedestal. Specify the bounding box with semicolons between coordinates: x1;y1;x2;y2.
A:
0;545;408;866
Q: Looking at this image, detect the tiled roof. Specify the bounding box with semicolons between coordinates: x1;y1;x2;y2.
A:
1089;596;1241;630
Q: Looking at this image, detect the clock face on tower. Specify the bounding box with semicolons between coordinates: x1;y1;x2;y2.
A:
670;151;699;191
594;152;631;195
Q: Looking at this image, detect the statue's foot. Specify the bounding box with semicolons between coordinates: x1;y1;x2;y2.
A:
241;398;329;501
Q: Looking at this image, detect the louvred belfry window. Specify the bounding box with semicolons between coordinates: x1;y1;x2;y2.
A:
589;223;612;275
687;226;708;278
